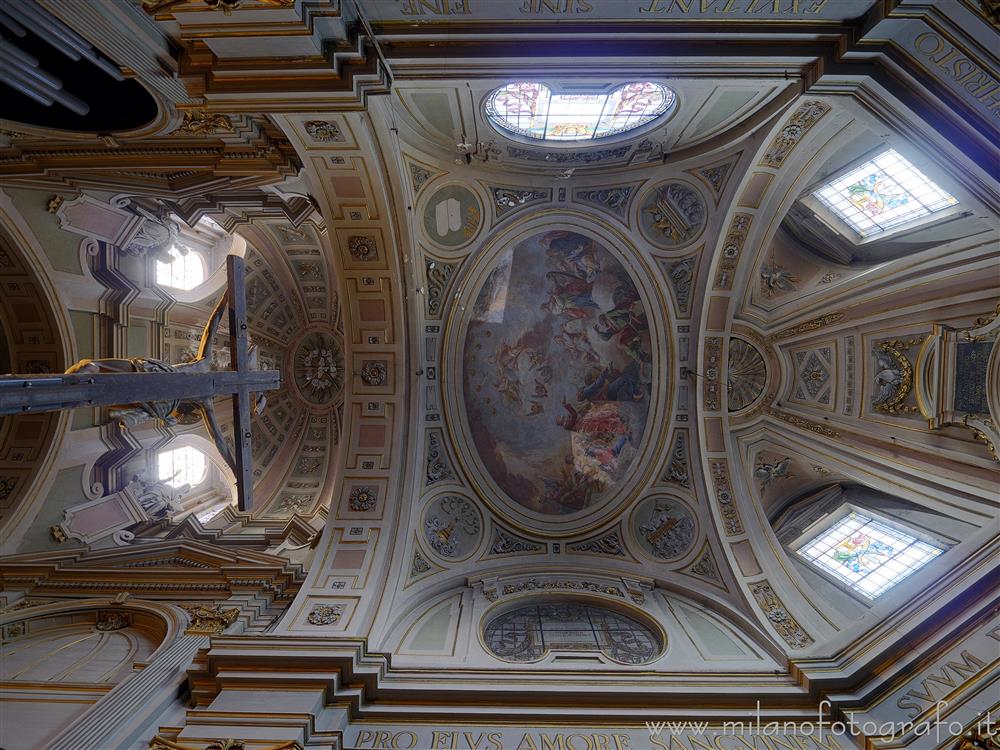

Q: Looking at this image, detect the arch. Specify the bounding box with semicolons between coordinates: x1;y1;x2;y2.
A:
0;598;179;750
0;219;72;552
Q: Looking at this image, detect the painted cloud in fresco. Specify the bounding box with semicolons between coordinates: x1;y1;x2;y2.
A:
463;230;654;516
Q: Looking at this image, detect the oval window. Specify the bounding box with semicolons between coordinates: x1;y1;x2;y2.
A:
483;601;661;664
485;81;674;142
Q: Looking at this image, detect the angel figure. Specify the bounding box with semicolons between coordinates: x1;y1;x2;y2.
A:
872;348;904;407
754;456;793;492
760;260;797;297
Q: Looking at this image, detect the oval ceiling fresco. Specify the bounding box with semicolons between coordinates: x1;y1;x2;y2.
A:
462;229;655;517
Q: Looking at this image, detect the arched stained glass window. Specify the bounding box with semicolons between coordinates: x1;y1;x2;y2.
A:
155;246;205;290
485;82;674;142
483;602;661;664
157;446;207;489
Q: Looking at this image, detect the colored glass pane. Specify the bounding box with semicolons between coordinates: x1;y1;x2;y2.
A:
485;82;673;142
796;511;942;599
812;149;958;238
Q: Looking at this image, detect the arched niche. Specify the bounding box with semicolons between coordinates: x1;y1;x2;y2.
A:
0;600;173;750
0;225;70;542
383;574;781;672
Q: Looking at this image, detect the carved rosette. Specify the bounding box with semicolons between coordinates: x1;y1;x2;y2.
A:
306;603;344;626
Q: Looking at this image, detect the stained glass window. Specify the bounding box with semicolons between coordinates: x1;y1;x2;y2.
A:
485;82;674;142
155;246;205;290
483;602;660;664
157;446;207;489
812;149;958;238
796;511;942;599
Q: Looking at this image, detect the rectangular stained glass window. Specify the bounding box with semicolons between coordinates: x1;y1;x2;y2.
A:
796;511;942;599
812;149;958;238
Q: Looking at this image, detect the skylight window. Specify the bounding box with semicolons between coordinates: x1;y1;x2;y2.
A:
155;246;205;290
796;511;942;599
812;149;958;238
158;446;207;489
485;81;674;142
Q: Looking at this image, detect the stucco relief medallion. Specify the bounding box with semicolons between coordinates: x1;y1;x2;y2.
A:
422;184;483;249
638;180;706;249
422;494;483;561
291;330;344;408
631;496;696;562
458;228;659;520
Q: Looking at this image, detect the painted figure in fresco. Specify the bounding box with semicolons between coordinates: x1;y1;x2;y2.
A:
542;231;602;282
553;321;600;364
463;229;653;517
593;285;650;364
576;362;644;403
541;460;603;513
542;270;598;319
556;400;632;441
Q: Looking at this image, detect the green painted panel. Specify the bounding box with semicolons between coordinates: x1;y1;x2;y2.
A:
694;90;759;134
7;188;85;275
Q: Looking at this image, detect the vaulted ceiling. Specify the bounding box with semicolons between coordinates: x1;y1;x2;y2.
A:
0;0;997;730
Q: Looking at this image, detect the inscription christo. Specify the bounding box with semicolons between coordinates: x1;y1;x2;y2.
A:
640;0;830;13
912;32;1000;118
895;626;999;718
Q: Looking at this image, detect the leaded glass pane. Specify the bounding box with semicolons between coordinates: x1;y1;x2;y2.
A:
485;82;674;142
796;511;942;599
155;246;205;290
157;446;207;488
483;602;660;664
812;149;958;238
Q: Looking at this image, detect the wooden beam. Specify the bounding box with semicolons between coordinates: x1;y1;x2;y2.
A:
0;370;280;417
226;255;256;513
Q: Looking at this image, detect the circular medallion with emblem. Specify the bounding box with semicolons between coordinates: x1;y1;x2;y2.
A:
291;330;344;408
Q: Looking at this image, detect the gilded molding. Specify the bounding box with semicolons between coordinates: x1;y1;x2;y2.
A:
713;213;753;290
749;581;813;649
709;460;743;536
769;312;845;342
759;100;831;169
704;336;723;411
766;408;841;438
872;339;920;415
149;738;301;750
